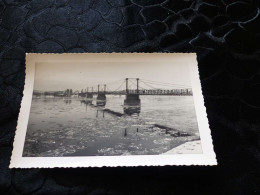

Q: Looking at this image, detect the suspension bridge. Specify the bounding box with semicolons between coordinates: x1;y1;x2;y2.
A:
33;78;192;98
33;78;193;114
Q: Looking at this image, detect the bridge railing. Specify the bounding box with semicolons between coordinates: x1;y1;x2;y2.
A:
127;89;192;95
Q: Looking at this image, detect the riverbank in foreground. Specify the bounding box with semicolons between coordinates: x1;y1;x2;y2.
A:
162;140;202;154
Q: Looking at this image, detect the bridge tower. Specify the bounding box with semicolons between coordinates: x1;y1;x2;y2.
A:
97;84;106;103
65;89;72;97
124;78;140;106
86;87;93;99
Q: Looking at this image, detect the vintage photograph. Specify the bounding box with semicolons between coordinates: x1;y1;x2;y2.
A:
23;56;201;157
10;53;216;167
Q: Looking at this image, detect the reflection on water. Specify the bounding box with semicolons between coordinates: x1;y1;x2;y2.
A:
23;95;201;157
64;99;71;105
85;99;93;105
96;110;105;118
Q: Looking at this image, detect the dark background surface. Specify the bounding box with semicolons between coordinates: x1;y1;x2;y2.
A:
0;0;259;194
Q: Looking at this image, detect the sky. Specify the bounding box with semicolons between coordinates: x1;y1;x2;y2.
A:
34;59;192;92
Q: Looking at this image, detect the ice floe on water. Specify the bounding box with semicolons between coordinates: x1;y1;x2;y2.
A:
23;96;201;156
145;121;156;125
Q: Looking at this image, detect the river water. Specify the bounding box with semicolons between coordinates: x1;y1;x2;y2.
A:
23;95;201;157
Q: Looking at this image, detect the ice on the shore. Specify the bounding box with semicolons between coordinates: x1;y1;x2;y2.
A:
162;140;202;155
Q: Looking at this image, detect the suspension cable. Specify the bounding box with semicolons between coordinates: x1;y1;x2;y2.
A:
140;79;191;87
139;81;158;90
109;80;126;92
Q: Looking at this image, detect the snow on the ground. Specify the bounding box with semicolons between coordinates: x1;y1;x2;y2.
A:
162;140;202;155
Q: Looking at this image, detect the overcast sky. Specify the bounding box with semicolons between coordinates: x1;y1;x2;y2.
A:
34;60;192;91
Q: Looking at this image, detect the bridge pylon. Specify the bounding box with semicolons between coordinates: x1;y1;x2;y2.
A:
86;87;93;99
124;78;140;106
97;84;106;106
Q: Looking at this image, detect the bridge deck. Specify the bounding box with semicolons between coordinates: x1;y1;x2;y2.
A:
78;92;192;96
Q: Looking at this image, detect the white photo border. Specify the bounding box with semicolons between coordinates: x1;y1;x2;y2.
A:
10;53;217;168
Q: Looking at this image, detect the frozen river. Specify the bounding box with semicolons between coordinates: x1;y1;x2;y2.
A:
23;95;201;157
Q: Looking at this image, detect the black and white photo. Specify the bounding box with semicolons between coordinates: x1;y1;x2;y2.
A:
10;53;216;168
